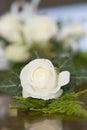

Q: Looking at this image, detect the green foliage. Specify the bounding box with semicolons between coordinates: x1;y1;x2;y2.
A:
56;20;63;29
73;51;87;68
42;90;87;116
52;57;87;92
10;90;87;117
0;71;22;96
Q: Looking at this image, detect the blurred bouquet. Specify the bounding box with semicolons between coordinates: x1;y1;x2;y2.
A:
0;0;85;70
56;23;85;53
0;14;57;64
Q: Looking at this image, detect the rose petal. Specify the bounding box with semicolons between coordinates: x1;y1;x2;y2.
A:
22;89;29;98
55;89;63;99
58;71;70;87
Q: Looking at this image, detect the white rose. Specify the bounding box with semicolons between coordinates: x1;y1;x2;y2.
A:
5;45;30;62
24;15;58;47
0;14;22;43
20;59;70;100
57;23;85;41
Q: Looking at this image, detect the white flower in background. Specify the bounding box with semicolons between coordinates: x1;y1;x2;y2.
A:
0;14;22;43
20;59;70;100
24;15;58;47
57;23;85;41
24;119;62;130
10;0;41;21
0;43;9;70
64;38;79;53
5;45;30;62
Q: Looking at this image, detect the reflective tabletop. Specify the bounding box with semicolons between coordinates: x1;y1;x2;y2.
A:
0;84;87;130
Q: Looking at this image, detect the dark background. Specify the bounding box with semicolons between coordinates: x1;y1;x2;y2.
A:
0;0;87;14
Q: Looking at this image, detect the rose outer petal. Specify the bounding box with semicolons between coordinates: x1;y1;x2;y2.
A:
22;89;30;98
22;88;63;100
58;71;70;87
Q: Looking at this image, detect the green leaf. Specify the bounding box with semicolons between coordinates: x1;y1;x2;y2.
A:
11;90;87;117
52;57;87;92
73;51;87;68
71;70;87;86
0;71;22;96
14;96;50;110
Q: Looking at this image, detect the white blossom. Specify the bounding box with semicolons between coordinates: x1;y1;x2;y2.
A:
20;59;70;100
57;23;85;41
24;15;58;47
5;45;30;62
0;14;22;43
